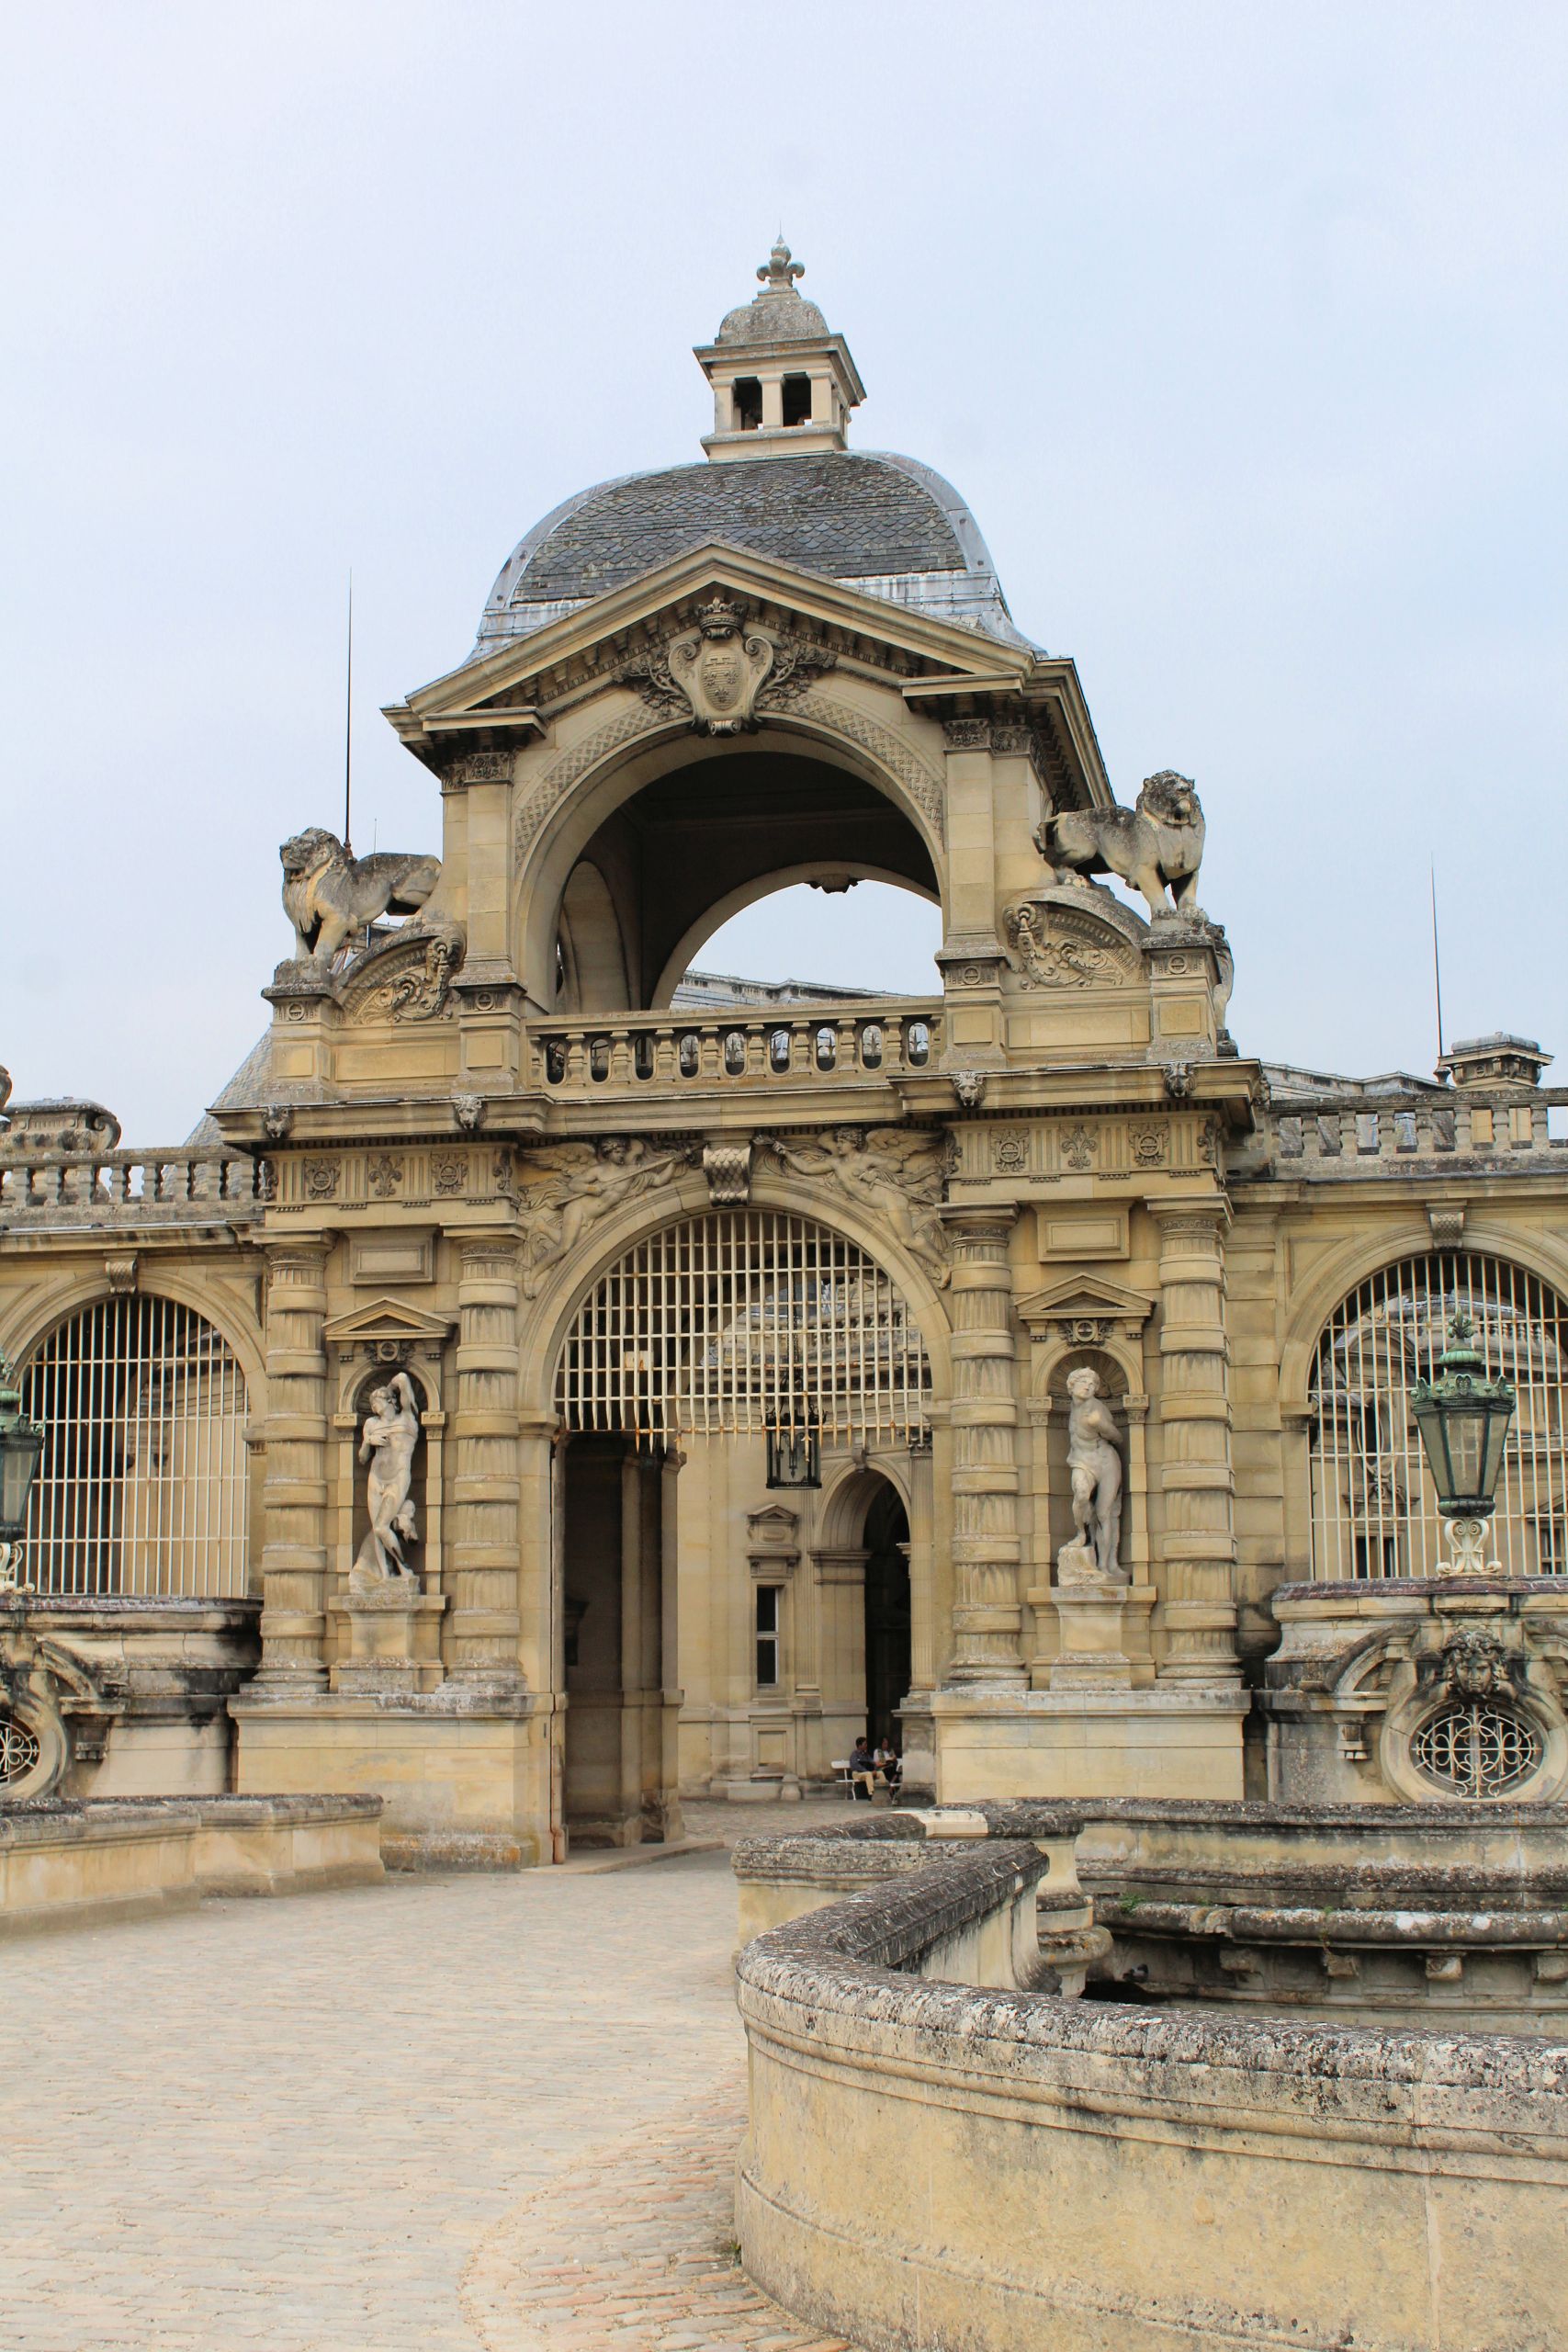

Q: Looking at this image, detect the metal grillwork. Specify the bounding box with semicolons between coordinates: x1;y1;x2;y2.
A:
21;1297;250;1597
1309;1252;1567;1578
1412;1702;1541;1799
0;1713;41;1784
556;1211;931;1447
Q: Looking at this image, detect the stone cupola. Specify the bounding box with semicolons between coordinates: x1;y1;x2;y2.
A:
694;240;866;463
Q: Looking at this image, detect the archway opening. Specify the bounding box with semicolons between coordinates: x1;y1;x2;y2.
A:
21;1295;250;1597
689;878;942;1004
550;749;941;1014
1308;1250;1567;1578
552;1210;932;1831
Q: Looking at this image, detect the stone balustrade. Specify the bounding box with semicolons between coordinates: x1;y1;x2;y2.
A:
0;1147;265;1227
528;998;941;1101
1254;1086;1568;1180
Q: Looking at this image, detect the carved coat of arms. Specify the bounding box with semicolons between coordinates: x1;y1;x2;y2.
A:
620;596;832;737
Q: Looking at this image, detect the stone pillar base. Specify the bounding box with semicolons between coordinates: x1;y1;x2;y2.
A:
231;1692;547;1860
1046;1566;1156;1691
328;1588;447;1696
929;1685;1249;1803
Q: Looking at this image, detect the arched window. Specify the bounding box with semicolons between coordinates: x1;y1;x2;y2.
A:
556;1211;931;1448
1308;1251;1567;1578
22;1296;250;1597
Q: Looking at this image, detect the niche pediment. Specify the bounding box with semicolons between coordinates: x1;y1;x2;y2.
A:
321;1298;457;1362
1014;1274;1155;1346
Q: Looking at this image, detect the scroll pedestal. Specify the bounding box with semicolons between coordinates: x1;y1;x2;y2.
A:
329;1587;447;1696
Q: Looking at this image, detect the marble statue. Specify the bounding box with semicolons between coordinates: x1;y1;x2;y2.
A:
353;1372;422;1588
1035;771;1204;919
1059;1366;1125;1581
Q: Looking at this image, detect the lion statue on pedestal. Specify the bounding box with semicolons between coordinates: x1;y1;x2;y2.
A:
280;829;442;963
1034;771;1205;919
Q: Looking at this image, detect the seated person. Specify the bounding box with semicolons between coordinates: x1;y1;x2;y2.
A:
874;1736;901;1792
847;1735;877;1802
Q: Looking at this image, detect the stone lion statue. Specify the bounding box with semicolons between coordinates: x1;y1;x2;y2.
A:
280;829;442;963
1034;771;1204;919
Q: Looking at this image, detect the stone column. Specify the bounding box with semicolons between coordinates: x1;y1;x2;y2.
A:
254;1240;333;1693
1152;1199;1241;1681
659;1449;685;1840
447;1238;524;1686
942;1208;1025;1684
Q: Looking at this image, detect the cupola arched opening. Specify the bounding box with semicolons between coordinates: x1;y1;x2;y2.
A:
546;743;941;1017
517;720;945;1018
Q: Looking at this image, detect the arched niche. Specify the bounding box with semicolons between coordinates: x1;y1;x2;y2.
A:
520;713;946;1013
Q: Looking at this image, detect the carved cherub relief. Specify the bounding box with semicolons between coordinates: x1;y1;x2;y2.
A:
517;1136;694;1299
762;1126;949;1288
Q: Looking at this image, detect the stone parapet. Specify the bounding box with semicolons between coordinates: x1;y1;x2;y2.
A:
736;1840;1568;2352
0;1791;383;1937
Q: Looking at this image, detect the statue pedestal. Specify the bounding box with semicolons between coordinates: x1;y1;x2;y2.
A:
329;1587;447;1696
1045;1545;1153;1690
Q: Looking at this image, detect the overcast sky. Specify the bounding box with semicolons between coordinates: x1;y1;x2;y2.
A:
3;2;1563;1143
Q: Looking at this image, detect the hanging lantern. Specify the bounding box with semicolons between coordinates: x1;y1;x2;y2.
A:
766;1398;820;1490
1410;1312;1516;1574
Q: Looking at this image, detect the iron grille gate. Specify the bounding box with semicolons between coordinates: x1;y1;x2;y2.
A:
1309;1251;1567;1578
22;1296;250;1597
556;1211;931;1446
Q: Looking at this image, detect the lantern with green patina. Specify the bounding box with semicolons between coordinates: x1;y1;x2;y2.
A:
1411;1312;1516;1574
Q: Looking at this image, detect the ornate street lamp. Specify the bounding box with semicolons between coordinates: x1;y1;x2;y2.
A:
0;1350;44;1596
766;1398;820;1490
1411;1311;1516;1575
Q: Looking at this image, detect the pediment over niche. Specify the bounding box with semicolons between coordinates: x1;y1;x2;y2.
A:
1004;887;1146;990
1014;1274;1155;1344
321;1297;457;1361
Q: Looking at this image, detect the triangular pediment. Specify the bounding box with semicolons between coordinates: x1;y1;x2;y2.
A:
1014;1274;1155;1331
400;542;1033;726
321;1297;457;1346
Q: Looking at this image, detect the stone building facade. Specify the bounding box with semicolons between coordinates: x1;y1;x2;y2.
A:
2;245;1564;1860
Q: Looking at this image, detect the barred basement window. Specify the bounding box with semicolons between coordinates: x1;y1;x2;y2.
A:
0;1711;40;1785
1412;1702;1541;1800
556;1211;931;1449
22;1296;250;1598
1308;1251;1568;1578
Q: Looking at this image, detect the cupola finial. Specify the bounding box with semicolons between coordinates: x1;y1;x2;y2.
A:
757;238;805;293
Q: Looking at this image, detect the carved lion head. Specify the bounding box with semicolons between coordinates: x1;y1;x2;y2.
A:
1136;771;1201;830
279;828;345;879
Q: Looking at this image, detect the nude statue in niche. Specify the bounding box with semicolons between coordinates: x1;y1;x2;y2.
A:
353;1371;422;1591
1059;1366;1125;1582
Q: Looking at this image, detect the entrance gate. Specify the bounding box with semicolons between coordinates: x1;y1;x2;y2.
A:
554;1212;931;1842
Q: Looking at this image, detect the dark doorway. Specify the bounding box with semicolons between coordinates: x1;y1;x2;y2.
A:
561;1435;680;1850
863;1482;911;1746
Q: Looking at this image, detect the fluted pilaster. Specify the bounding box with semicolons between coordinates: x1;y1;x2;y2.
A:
447;1238;525;1685
1153;1198;1240;1681
942;1208;1025;1684
254;1241;333;1691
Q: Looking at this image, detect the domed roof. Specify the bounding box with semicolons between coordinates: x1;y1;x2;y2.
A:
476;449;1032;652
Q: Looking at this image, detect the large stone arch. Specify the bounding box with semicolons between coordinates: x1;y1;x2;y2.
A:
517;1165;954;1418
0;1263;265;1406
511;695;950;1012
1277;1216;1568;1417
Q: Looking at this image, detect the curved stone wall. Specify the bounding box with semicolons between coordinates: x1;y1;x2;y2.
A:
736;1845;1568;2352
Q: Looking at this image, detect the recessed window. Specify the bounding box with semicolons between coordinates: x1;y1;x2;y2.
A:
782;374;812;426
733;378;763;431
756;1585;782;1687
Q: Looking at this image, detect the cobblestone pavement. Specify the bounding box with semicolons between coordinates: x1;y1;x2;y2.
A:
0;1805;860;2352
